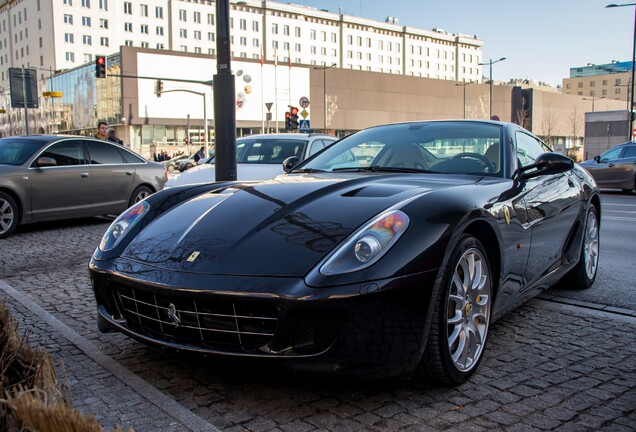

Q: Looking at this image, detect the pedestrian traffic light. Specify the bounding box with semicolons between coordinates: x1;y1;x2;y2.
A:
285;111;291;130
95;55;106;79
290;106;299;130
154;79;164;97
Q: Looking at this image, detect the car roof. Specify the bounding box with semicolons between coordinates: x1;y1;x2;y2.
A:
237;133;336;140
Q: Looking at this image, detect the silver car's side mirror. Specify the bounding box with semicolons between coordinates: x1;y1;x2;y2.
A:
283;156;300;173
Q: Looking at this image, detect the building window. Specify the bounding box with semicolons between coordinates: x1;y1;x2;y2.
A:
578;82;583;88
272;23;278;34
180;29;187;38
590;81;595;87
616;79;622;86
65;52;75;61
566;83;571;89
125;40;133;46
240;36;247;46
156;6;163;18
156;43;164;49
64;14;73;24
272;40;278;49
180;45;187;52
209;48;216;55
194;30;201;40
602;89;608;96
100;19;108;29
208;14;214;25
82;35;92;45
81;0;90;8
240;19;247;30
140;24;148;34
194;12;201;23
124;2;131;14
284;25;290;36
253;38;259;47
179;9;186;21
616;88;621;94
100;37;108;46
140;4;148;17
195;47;202;54
124;22;132;32
253;21;259;32
64;0;72;5
81;16;91;26
295;27;300;37
156;26;163;36
141;41;149;48
310;30;316;40
64;33;74;43
590;90;596;96
208;32;215;42
99;0;107;10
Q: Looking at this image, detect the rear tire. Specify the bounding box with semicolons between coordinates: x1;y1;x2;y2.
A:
0;192;19;239
419;234;492;385
128;186;153;207
561;205;599;289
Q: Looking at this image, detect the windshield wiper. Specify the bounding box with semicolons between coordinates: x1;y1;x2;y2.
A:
333;165;434;173
290;167;328;173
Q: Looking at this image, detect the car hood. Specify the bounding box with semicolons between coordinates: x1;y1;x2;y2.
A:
166;163;283;187
122;173;478;276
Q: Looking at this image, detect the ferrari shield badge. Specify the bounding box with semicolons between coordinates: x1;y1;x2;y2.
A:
186;251;200;262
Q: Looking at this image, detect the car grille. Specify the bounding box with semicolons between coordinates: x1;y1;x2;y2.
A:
112;284;278;353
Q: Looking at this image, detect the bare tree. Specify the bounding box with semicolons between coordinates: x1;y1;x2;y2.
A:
568;107;584;148
513;107;530;129
541;110;559;147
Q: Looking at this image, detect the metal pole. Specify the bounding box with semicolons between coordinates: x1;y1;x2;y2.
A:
489;62;493;119
22;67;29;134
630;5;636;140
203;94;209;158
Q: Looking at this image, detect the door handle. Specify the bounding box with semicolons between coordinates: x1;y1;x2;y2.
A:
608;163;615;167
568;178;575;187
80;173;89;178
125;171;134;175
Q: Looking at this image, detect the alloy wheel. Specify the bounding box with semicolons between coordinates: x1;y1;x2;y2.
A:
0;197;15;234
446;247;491;372
584;209;599;280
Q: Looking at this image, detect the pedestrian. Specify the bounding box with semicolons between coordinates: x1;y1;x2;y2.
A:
95;121;109;140
194;146;205;162
107;129;123;145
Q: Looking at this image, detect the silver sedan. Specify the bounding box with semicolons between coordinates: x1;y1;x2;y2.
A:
0;135;167;238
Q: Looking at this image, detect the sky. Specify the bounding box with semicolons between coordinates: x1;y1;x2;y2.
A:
285;0;635;87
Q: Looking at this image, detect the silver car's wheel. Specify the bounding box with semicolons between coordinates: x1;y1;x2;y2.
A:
420;234;492;385
0;192;19;239
128;186;153;207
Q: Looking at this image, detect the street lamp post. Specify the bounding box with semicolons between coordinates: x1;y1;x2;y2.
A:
478;57;506;119
606;2;636;141
583;96;606;112
455;79;475;119
313;63;336;132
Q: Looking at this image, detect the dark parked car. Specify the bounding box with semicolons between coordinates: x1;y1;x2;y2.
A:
162;154;189;173
579;141;636;192
90;120;600;384
0;135;167;238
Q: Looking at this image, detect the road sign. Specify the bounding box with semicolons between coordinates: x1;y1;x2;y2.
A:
300;109;309;119
265;102;273;112
299;119;310;132
299;96;310;108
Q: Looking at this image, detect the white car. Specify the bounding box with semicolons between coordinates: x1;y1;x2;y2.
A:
166;133;336;187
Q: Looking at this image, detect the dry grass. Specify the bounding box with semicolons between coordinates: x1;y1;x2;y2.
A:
0;301;132;432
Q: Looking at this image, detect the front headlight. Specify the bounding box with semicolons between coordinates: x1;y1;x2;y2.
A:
99;201;149;252
320;209;409;275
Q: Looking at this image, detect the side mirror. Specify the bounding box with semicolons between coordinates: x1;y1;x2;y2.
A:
35;157;57;167
517;152;574;180
593;155;601;163
282;156;300;173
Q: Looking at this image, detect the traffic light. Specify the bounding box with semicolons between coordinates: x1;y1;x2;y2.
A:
289;106;299;130
95;55;106;79
285;111;291;130
154;79;164;97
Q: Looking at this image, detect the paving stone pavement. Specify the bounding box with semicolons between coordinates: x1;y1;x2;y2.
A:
1;218;635;432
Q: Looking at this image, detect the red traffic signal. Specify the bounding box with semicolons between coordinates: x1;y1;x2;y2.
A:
285;112;292;130
290;107;299;116
95;55;107;78
289;106;299;130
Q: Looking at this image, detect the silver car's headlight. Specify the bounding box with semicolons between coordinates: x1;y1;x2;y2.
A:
99;201;149;252
320;210;409;275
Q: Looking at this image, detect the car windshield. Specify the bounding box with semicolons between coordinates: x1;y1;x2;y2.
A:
0;138;46;166
236;138;307;164
299;122;503;177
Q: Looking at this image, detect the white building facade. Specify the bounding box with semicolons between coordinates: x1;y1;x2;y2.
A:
0;0;483;89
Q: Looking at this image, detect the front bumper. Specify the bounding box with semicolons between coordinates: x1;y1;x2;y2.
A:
90;257;438;379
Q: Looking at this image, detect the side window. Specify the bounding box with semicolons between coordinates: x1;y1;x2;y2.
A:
308;139;327;157
87;140;124;164
624;146;636;158
118;148;145;163
516;132;547;167
599;146;624;162
38;140;84;166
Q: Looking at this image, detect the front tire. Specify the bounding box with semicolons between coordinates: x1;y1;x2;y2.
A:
128;186;153;207
561;205;599;289
420;234;492;385
0;192;19;239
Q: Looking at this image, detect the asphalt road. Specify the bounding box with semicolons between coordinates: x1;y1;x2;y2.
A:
547;190;636;312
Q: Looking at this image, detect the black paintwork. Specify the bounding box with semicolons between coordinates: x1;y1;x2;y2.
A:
90;120;600;379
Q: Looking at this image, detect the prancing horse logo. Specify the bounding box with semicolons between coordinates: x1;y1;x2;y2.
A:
167;303;181;327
